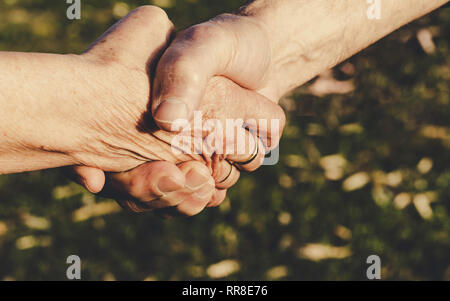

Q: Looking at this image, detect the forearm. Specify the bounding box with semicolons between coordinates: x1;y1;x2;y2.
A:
240;0;448;98
0;52;94;173
0;51;198;175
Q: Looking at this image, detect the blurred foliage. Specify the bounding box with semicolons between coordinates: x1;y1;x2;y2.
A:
0;0;449;280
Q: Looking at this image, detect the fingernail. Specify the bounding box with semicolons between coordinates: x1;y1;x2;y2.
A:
157;176;184;194
185;169;211;190
154;98;189;128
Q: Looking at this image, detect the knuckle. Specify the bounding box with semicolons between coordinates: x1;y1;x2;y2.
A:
205;77;232;105
157;49;202;90
171;58;200;82
131;6;173;29
128;174;158;201
273;105;287;137
161;197;183;208
127;177;141;198
128;186;144;201
182;23;224;44
132;5;167;20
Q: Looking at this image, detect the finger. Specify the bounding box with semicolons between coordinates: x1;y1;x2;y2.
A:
84;6;174;67
151;160;213;205
174;188;214;216
207;189;227;208
105;161;185;209
204;77;286;152
68;166;106;194
162;163;230;216
171;161;215;216
156;165;227;217
178;161;214;191
135;160;216;213
152;14;271;131
225;128;265;172
214;159;240;190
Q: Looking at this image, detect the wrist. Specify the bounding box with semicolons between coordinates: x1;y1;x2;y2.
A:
24;53;118;168
238;0;349;96
0;52;98;172
34;54;100;167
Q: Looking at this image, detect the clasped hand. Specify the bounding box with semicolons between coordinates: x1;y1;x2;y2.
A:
68;6;285;217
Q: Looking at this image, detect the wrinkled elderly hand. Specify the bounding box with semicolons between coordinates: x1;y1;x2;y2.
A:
70;6;285;216
152;13;283;130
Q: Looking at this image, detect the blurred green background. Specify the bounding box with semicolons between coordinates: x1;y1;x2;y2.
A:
0;0;449;281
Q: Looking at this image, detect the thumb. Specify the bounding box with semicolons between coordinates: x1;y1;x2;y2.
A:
83;6;174;67
69;166;106;194
205;77;286;154
152;14;272;131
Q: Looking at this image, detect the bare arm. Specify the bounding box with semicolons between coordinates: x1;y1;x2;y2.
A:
0;7;182;175
0;53;95;173
152;0;448;128
241;0;449;97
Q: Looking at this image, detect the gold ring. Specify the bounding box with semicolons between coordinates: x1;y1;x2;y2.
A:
218;162;234;184
234;139;259;166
